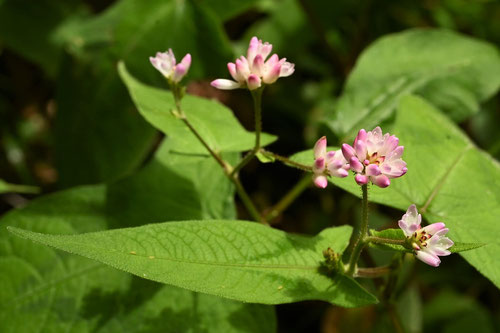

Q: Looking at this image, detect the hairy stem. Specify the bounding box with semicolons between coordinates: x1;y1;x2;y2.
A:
366;236;407;246
355;265;392;278
346;184;369;276
233;177;268;225
259;149;313;171
264;174;311;222
180;118;229;172
171;83;265;224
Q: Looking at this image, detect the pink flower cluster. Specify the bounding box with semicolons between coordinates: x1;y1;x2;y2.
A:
342;126;407;188
150;49;191;83
312;137;349;188
398;205;453;267
211;37;295;90
312;127;407;189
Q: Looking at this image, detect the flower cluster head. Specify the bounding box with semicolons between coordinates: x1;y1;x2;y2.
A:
150;49;192;83
211;36;295;91
312;136;350;188
399;205;454;267
342;126;407;188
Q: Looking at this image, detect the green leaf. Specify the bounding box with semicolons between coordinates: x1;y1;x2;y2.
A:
396;284;423;333
8;222;378;307
256;151;276;163
118;62;277;154
423;290;494;333
294;95;500;288
449;242;485;254
107;140;238;227
369;229;409;253
0;185;133;332
96;284;276;333
54;58;156;187
0;0;88;76
64;0;233;81
327;29;500;137
0;146;275;331
369;228;482;254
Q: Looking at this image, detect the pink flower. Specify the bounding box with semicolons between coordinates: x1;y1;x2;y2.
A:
211;36;295;90
398;204;454;267
312;136;350;188
341;126;407;188
150;49;192;83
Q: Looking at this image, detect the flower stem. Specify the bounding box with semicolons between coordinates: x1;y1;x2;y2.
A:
253;88;263;150
233;177;268;225
171;83;265;224
365;236;407;246
179;117;230;172
346;184;369;276
259;149;313;172
230;88;264;177
355;265;392;278
264;174;311;222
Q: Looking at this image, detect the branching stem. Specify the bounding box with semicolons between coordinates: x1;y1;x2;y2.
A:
170;83;265;224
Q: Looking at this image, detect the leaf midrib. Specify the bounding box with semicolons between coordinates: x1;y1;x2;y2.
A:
16;231;322;272
2;261;103;308
122;250;319;270
343;59;472;136
420;145;472;214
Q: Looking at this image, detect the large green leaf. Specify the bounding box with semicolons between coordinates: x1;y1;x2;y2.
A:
96;284;276;333
0;147;275;331
119;62;277;154
106;140;237;228
327;29;500;138
53;0;236;186
55;57;156;187
0;190;274;333
293;95;500;289
8;221;378;307
0;0;88;76
64;0;233;82
0;185;132;333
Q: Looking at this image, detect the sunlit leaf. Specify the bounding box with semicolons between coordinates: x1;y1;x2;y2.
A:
119;62;277;154
293;95;500;289
9;222;378;307
327;29;500;138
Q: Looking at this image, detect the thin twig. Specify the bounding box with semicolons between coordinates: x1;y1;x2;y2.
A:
366;236;407;246
346;184;369;276
171;83;265;224
230;88;264;177
355;265;392;278
259;149;312;172
264;174;311;223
